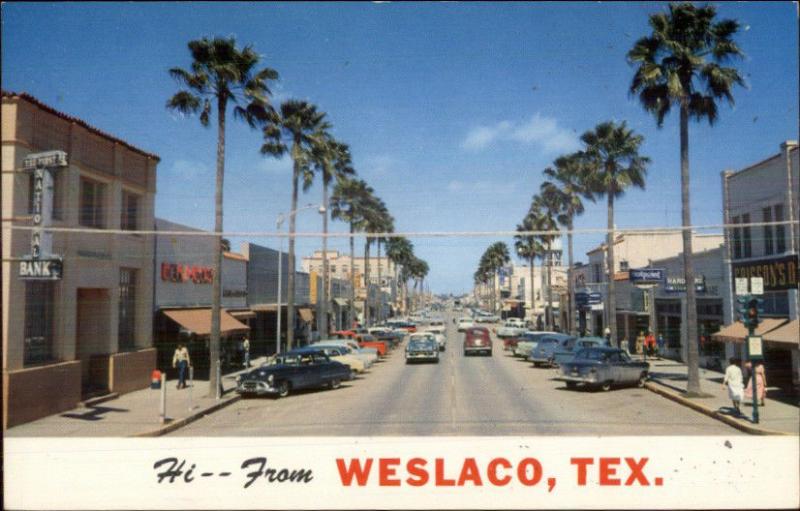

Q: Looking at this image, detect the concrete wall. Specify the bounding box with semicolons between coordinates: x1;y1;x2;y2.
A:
109;348;156;395
3;361;82;429
242;242;288;305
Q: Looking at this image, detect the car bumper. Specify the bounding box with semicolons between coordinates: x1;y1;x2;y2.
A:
464;346;491;353
554;374;598;384
528;355;551;363
406;353;439;361
236;381;278;395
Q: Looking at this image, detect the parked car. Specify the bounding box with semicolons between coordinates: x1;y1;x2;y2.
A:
369;328;402;349
551;337;606;366
457;317;474;332
463;326;492;356
312;339;379;363
356;334;388;356
556;347;650;391
236;348;351;398
310;342;374;369
528;333;575;366
497;320;526;339
512;331;559;357
405;337;440;364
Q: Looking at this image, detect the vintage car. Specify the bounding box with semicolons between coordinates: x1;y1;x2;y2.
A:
355;334;388;356
556;347;650;391
456;317;474;332
405;337;440;364
463;326;492;356
422;325;447;350
236;348;352;398
512;331;559;357
309;343;374;370
312;339;379;363
551;337;606;366
496;319;527;339
369;328;403;349
528;333;575;366
331;330;358;339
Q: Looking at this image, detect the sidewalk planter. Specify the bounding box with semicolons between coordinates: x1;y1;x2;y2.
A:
3;360;81;429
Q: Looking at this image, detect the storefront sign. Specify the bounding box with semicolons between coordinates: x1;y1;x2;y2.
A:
19;257;63;280
223;289;247;298
732;255;799;292
664;276;706;293
629;268;665;284
22;150;68;170
575;292;602;307
160;262;214;284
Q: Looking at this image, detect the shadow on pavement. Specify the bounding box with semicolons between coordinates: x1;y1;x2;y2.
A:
60;405;130;421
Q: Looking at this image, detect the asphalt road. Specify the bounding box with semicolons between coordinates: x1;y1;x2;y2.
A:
172;313;742;436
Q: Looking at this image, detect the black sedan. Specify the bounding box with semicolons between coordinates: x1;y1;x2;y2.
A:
556;347;649;391
236;348;352;398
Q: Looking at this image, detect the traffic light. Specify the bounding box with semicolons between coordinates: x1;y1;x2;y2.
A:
736;295;751;324
746;297;764;329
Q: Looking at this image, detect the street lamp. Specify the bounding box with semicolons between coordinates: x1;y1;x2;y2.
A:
275;203;325;355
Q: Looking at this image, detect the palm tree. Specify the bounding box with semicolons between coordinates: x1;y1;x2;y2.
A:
262;100;328;350
628;2;744;396
312;136;355;338
167;36;277;396
385;237;413;316
579;121;650;346
514;213;545;328
543;153;593;335
480;242;510;315
374;209;395;324
359;193;387;327
531;194;560;330
331;177;373;327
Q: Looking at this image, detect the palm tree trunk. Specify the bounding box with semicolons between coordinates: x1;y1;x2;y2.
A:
567;224;575;336
286;156;299;351
606;185;617;347
681;102;701;395
546;240;554;330
320;181;329;338
349;221;355;329
364;241;370;327
377;239;382;324
209;95;226;398
529;256;535;327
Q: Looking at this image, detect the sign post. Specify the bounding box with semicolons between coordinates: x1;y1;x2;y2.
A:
629;268;665;357
735;278;764;424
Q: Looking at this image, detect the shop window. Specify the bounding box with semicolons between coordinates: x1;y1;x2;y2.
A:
121;191;140;231
762;291;789;316
774;204;786;253
79;177;106;228
741;213;752;258
28;169;64;220
118;268;137;351
762;207;773;256
732;216;742;260
24;281;55;366
593;263;602;283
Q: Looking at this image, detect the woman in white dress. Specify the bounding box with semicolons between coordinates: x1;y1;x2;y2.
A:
722;357;744;414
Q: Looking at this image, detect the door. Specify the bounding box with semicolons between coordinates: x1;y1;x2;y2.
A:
76;288;111;395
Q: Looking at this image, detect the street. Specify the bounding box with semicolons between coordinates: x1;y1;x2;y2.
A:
172;314;742;436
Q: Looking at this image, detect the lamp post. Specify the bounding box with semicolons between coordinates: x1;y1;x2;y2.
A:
275;204;325;355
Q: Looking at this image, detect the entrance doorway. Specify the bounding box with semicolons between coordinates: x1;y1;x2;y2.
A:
76;288;111;397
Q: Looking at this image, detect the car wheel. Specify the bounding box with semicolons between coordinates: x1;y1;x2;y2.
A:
330;378;341;390
637;373;647;388
277;381;290;398
566;382;578;390
601;381;612;392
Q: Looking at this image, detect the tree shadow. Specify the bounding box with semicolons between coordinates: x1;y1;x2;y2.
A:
60;405;130;422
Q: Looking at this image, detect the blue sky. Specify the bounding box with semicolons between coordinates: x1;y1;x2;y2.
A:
3;2;797;293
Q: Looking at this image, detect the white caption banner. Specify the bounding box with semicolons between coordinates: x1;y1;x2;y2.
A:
5;436;798;509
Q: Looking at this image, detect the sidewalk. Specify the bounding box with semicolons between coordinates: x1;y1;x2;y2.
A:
5;358;269;438
643;357;799;435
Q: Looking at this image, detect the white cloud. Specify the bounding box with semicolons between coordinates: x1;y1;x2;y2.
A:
461;114;579;154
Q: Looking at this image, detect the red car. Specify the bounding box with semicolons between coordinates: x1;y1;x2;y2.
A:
463;327;492;356
331;330;357;339
503;337;521;351
356;334;388;356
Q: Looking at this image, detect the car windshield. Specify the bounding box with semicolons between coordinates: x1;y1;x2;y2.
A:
575;349;609;361
409;340;436;350
274;355;301;366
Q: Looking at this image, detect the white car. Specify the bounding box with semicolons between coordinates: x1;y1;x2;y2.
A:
457;317;474;332
497;320;526;339
312;340;378;364
422;326;447;351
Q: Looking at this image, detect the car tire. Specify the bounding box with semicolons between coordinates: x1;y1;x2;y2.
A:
637;373;647;388
566;382;578;390
277;381;290;398
330;378;341;390
601;381;612;392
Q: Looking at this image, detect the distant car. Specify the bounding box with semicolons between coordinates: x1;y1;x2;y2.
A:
513;331;559;357
556;347;650;391
476;314;499;324
312;339;378;363
405;337;440;364
356;334;388;356
551;337;606;366
463;326;492;356
421;326;447;351
497;320;526;339
310;343;373;371
457;317;474;332
528;334;575;366
236;349;351;398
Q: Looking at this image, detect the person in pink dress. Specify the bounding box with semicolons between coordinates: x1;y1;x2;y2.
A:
744;361;767;406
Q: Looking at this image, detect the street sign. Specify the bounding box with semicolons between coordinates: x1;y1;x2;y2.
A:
19;257;63;280
575;292;589;306
629;268;665;285
588;292;602;304
750;277;764;296
735;277;749;296
747;335;763;359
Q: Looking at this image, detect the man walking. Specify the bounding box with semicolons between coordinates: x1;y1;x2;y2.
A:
242;336;251;368
172;343;191;389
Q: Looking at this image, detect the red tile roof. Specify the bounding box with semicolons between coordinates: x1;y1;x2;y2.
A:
2;90;160;161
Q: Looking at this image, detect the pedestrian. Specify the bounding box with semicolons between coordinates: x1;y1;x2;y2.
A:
657;333;666;357
242;336;250;368
635;331;645;355
620;337;630;355
722;357;744;415
744;361;767;406
603;326;611;345
172;343;191;389
645;331;656;357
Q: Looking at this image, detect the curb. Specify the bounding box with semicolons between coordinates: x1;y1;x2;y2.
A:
643;381;791;436
132;393;242;438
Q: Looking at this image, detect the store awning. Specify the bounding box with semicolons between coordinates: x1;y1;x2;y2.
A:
250;304;278;312
354;300;365;311
298;308;313;322
227;309;256;320
163;308;250;337
333;298;349;307
711;318;788;343
502;305;512;311
762;319;799;346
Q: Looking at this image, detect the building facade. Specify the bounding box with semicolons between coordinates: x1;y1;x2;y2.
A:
2;92;158;428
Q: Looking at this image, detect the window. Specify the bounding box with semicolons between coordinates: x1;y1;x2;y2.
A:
742;213;752;258
732;216;742;260
620;260;629;272
774;204;786;253
28;169;64;220
763;207;774;255
331;265;336;273
121;191;140;231
79;178;106;228
593;263;601;283
118;268;137;351
24;281;55;365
